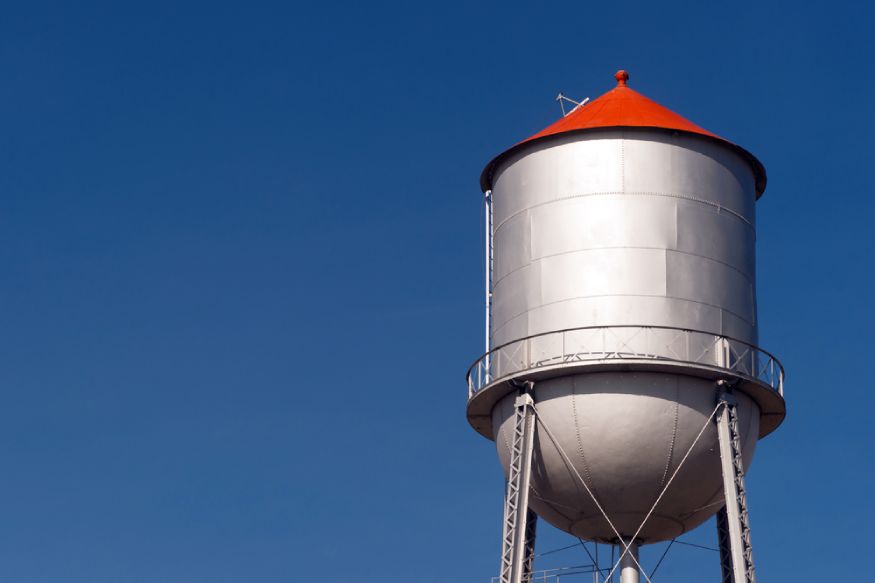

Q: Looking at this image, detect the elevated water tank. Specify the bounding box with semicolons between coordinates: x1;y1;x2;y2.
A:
467;71;785;544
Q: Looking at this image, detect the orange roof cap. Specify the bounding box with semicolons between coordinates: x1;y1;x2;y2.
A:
480;70;767;197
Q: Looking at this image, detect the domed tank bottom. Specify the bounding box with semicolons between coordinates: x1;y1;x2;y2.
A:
492;371;760;544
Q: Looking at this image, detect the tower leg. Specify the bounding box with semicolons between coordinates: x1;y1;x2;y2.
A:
522;508;537;580
499;385;538;583
619;540;639;583
716;390;756;583
716;505;734;583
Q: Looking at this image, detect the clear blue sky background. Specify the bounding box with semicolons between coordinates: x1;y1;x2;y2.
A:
0;1;871;581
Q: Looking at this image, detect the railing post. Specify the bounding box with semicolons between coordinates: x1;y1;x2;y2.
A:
644;326;650;358
717;336;729;370
562;330;566;363
525;337;531;369
685;331;690;362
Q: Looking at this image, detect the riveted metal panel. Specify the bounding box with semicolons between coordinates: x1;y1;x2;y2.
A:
539;248;667;306
492;262;542;336
525;296;723;338
490;132;759;349
493;211;530;282
530;196;677;259
721;310;758;345
492;133;624;227
665;250;755;326
621;132;755;221
676;201;755;279
492;312;529;348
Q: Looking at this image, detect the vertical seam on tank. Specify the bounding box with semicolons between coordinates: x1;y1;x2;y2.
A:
658;379;680;490
570;376;600;500
620;135;625;191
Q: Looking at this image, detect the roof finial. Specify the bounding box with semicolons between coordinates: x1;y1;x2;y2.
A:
615;70;629;87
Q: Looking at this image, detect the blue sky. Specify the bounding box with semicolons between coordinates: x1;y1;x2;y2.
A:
0;1;871;581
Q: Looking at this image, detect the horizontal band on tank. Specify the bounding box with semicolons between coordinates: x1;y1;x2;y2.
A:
491;293;757;343
493;190;755;232
465;324;785;440
492;246;755;292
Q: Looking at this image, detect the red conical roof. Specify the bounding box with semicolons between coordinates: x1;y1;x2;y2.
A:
480;70;767;197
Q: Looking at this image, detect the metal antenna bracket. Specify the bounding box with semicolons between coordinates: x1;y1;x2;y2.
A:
556;93;590;117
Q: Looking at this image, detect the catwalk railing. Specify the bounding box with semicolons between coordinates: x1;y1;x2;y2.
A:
467;325;784;400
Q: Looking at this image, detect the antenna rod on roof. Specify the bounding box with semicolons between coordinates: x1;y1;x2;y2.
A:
555;93;590;117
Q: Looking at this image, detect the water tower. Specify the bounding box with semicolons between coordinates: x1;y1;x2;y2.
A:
466;71;785;583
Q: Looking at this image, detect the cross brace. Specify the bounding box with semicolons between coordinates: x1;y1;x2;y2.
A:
492;380;759;583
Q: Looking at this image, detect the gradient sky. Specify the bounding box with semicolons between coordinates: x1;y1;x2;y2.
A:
0;1;871;581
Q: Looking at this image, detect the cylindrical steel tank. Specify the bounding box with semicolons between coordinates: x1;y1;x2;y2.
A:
468;71;785;545
489;128;758;348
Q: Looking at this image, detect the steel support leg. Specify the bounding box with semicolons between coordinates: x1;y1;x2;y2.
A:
716;390;756;583
499;386;538;583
